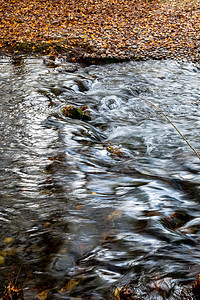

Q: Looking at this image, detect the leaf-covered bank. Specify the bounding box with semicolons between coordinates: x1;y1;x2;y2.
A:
0;0;200;63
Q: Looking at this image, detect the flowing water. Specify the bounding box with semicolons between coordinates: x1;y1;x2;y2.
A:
0;56;200;299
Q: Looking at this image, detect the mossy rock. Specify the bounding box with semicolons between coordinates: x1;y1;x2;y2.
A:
62;105;83;119
62;104;91;121
80;105;91;121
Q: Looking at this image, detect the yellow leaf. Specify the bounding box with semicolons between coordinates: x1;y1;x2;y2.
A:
0;255;5;264
114;287;121;300
65;279;81;292
36;290;48;300
4;237;14;244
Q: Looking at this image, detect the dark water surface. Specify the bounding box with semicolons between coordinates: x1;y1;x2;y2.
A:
0;57;200;299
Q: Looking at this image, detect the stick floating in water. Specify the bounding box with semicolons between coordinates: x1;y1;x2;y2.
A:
129;88;200;161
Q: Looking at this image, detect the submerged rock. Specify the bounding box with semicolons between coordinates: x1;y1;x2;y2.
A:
62;104;91;121
161;210;193;231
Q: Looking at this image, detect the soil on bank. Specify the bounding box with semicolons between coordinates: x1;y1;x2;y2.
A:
0;0;200;63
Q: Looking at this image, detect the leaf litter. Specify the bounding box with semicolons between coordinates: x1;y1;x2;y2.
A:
0;0;200;62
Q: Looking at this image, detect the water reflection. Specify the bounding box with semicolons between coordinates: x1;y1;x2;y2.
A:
0;57;200;298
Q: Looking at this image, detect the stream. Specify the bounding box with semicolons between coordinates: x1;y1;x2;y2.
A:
0;56;200;299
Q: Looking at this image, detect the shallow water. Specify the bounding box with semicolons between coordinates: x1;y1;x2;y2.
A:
0;57;200;299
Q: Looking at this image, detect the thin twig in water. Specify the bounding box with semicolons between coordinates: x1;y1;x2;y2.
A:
129;88;200;161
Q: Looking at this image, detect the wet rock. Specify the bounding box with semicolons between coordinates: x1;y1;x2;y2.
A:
161;210;193;230
115;286;137;300
62;105;83;119
56;64;78;73
62;104;91;121
50;86;66;96
180;217;200;234
43;58;59;68
80;105;91;121
107;145;123;157
76;80;89;92
192;275;200;299
114;279;198;299
106;145;131;159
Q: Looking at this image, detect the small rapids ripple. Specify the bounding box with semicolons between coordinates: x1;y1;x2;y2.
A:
0;57;200;299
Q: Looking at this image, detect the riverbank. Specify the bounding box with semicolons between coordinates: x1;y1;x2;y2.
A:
0;0;200;63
